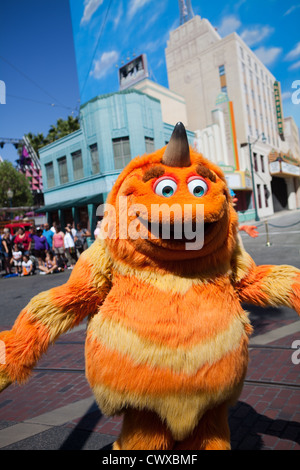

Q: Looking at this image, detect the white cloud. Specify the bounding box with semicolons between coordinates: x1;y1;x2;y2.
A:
253;46;282;66
217;15;241;37
284;4;300;16
128;0;151;20
240;26;274;47
285;42;300;61
113;2;123;30
90;50;119;79
81;0;103;26
289;60;300;71
281;91;292;101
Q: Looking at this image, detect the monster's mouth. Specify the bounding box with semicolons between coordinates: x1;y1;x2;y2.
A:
138;218;218;245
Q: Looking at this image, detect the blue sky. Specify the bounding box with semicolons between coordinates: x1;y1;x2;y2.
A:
1;0;300;165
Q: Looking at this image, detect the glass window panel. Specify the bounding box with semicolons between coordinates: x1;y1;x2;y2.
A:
72;150;84;180
112;137;131;170
90;143;100;174
45;162;55;188
58;157;68;184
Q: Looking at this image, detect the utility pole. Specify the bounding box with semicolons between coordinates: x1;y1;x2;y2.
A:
179;0;194;25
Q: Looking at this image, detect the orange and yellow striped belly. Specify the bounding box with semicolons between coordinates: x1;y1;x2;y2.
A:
85;272;251;439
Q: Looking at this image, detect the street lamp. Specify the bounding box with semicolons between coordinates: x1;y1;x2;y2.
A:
248;133;267;222
7;188;13;220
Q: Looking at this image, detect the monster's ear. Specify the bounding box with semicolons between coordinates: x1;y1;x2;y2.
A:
162;122;191;168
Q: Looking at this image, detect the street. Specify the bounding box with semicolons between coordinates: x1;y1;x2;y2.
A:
1;209;299;329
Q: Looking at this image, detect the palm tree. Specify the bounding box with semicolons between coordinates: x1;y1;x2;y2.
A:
26;115;80;154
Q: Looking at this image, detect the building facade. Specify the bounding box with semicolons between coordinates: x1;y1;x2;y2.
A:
39;88;194;240
165;14;300;219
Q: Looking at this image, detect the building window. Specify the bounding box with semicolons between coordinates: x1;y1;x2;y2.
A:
255;63;258;73
253;152;258;172
57;156;68;185
219;65;225;76
72;150;84;181
257;184;262;209
240;47;244;59
248;55;251;67
260;155;265;173
45;162;55;189
112;136;131;170
244;83;248;94
90;143;100;174
145;137;155;154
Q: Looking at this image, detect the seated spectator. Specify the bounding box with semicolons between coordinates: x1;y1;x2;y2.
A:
14;227;31;254
10;243;23;274
21;254;33;276
38;251;59;275
43;223;54;249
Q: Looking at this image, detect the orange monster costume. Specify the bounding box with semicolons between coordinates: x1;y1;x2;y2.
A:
0;122;300;450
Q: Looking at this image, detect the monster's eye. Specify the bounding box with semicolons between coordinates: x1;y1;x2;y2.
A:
154;177;177;198
187;177;208;197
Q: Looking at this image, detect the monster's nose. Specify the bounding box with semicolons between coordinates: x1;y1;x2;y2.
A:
162;122;191;168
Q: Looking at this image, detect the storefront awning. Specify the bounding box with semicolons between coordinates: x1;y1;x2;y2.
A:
36;194;104;213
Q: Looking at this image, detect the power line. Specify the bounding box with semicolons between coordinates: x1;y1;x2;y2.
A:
80;0;114;97
0;55;67;108
7;93;77;112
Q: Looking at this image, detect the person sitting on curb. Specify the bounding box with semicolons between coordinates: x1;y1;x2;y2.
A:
21;254;33;276
38;251;59;275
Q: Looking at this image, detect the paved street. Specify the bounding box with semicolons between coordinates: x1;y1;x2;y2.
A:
0;209;299;450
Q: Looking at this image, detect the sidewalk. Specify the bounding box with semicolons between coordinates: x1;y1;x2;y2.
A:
0;317;299;450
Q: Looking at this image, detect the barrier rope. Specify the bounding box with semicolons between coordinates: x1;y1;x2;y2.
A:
244;220;300;229
267;220;300;228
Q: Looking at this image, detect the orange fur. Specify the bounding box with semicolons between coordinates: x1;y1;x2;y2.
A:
1;132;300;450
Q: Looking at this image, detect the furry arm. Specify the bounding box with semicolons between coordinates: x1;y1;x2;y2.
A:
231;237;300;315
0;239;112;391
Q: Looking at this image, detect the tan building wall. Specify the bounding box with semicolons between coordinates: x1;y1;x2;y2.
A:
165;15;281;151
131;79;188;128
284;116;300;160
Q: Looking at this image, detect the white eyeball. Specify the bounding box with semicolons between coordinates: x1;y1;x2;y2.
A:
187;177;208;197
154;177;177;198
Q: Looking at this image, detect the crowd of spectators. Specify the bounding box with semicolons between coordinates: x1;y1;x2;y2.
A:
0;221;91;278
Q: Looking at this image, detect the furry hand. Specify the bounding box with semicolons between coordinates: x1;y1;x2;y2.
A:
239;225;259;238
0;370;12;393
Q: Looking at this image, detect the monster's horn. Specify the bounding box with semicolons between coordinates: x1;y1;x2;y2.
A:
162;122;191;167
